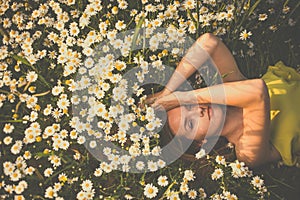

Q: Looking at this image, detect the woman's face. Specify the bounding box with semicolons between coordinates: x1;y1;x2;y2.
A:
167;104;224;142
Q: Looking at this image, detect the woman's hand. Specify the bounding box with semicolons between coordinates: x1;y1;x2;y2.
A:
144;88;172;105
150;91;187;111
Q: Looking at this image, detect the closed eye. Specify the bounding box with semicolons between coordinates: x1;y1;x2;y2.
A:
185;104;193;111
188;120;193;130
184;117;194;132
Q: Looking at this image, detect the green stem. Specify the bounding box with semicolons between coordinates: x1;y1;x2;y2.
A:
0;89;10;94
11;54;52;89
266;172;295;190
0;119;24;123
129;15;146;63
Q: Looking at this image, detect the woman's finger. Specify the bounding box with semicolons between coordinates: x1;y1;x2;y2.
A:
145;97;156;105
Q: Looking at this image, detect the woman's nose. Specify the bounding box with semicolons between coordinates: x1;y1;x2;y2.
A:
198;106;206;117
187;105;206;117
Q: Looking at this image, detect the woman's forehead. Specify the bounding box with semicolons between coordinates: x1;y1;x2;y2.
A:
167;107;184;136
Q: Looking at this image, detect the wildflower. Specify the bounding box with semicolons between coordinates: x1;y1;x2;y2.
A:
211;168;224;180
124;194;133;200
94;168;103;177
3;136;13;145
229;160;250;178
11;140;23;155
215;155;226;165
15;183;25;194
10;169;22;181
195;148;206;159
143;183;158;199
45;186;57;198
15;195;25;200
269;25;277;32
147;160;158;172
157;159;166;168
180;182;189;194
282;6;290;14
57;97;70;110
183;0;196;9
222;191;238;200
184;170;195;182
136;161;145;170
119;1;128;9
44;168;53;177
251;175;264;188
49;155;62;167
288;18;296;26
81;179;93;191
199;188;207;199
188;189;197;199
3;123;14;134
157;175;169;187
52;85;64;96
258;13;268;21
239;30;252;40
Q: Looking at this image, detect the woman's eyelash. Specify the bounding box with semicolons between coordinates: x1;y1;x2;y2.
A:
186;105;192;110
188;120;193;130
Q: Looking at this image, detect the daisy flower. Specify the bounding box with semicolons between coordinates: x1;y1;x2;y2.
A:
222;191;238;200
3;123;14;134
211;168;224;180
239;29;252;40
157;175;169;187
183;0;196;9
26;71;38;82
144;183;158;199
188;189;197;199
45;186;57;198
3;136;13;145
11;140;23;155
81;179;93;191
184;169;195;181
136;161;145;170
251;176;264;188
215;155;226;165
258;13;268;21
195;148;206;159
44;168;53;177
199;188;207;199
118;1;128;9
147;160;158;172
180;182;189;194
157;159;166;168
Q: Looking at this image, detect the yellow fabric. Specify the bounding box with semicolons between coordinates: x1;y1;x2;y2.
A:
261;61;300;166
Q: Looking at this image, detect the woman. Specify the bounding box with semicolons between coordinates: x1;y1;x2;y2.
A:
146;33;300;167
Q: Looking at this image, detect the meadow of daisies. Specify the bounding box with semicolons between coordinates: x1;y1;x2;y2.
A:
0;0;299;199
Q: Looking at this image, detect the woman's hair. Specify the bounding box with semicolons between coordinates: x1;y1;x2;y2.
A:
160;118;229;162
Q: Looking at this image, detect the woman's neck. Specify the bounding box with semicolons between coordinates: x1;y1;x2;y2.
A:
220;106;244;144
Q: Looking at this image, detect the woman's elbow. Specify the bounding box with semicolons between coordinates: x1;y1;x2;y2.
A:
247;79;269;104
196;33;219;55
256;79;270;103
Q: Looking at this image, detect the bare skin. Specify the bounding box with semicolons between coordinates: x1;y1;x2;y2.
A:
147;33;281;167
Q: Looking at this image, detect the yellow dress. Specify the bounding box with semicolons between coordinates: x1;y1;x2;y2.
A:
261;61;300;166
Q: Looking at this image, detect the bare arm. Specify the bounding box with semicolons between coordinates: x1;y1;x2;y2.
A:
152;79;268;110
163;33;219;93
147;33;246;103
164;33;246;92
185;79;268;107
